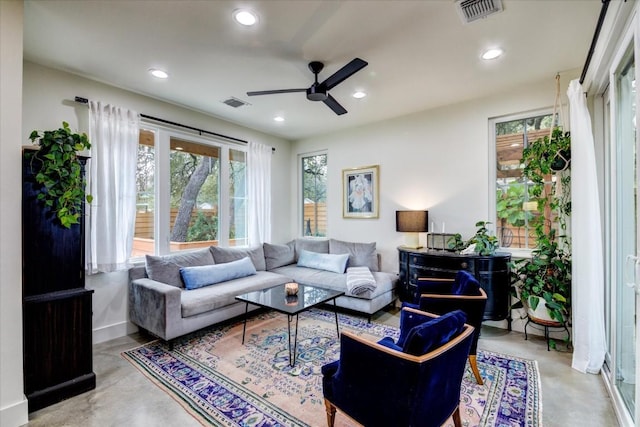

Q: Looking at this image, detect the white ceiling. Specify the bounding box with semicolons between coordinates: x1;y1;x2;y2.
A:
23;0;602;141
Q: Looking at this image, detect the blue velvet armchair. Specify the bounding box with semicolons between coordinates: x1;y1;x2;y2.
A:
407;270;487;385
322;307;474;427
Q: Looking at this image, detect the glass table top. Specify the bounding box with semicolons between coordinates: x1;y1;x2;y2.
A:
235;283;344;315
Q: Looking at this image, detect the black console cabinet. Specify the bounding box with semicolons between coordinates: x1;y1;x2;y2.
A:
398;247;511;329
22;149;95;412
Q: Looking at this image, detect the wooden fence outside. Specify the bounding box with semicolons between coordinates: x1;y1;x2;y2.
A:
303;202;327;236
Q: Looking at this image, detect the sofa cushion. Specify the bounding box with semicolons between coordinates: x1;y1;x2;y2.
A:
294;238;329;261
210;245;266;271
402;310;467;356
329;238;379;272
269;265;396;300
263;241;295;270
297;249;349;274
180;271;291;317
145;248;214;288
180;257;257;290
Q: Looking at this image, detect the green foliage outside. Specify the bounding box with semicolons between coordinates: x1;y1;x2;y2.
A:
302;154;327;236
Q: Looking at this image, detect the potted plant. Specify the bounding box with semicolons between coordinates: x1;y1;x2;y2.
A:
511;126;571;324
447;220;499;256
26;121;92;228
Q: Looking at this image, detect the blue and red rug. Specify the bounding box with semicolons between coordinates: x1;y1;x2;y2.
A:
123;309;541;426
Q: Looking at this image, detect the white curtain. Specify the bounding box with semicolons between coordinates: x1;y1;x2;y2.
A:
87;101;140;273
567;79;607;374
247;141;272;245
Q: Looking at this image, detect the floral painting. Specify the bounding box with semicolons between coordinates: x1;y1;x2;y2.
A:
342;165;379;218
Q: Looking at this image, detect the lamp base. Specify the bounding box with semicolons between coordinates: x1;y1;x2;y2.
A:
403;233;422;249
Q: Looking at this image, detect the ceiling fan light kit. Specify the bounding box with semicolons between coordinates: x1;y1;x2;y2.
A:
247;58;368;115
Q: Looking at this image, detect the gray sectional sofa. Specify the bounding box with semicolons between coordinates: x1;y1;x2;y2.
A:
128;238;398;341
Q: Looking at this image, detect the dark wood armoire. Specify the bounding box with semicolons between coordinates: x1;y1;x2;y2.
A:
22;148;96;412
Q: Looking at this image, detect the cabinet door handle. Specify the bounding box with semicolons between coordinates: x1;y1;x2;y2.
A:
461;262;468;269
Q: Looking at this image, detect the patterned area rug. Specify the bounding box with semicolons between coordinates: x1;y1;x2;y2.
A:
123;309;541;427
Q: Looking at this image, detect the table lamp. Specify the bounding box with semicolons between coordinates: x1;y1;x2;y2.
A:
396;210;428;249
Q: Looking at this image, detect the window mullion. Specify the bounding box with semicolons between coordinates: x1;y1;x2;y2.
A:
219;146;230;246
156;130;171;254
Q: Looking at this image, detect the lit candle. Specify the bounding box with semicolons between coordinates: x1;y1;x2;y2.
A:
431;221;435;233
442;222;445;233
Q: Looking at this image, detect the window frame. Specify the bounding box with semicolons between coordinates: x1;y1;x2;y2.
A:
488;107;554;258
299;150;328;238
132;123;248;260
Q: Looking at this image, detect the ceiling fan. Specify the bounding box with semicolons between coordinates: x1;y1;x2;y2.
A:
247;58;368;115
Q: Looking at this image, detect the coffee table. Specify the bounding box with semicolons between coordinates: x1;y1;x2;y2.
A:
235;284;345;367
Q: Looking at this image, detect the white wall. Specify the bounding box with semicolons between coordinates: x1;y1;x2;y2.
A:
0;2;29;426
292;71;578;331
22;62;293;343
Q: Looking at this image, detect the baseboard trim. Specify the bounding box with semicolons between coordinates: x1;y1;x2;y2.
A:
0;397;29;427
93;321;138;344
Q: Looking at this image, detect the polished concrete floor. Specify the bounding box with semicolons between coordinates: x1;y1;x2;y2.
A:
27;307;619;427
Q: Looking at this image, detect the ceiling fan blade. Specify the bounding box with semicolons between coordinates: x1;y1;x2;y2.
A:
323;94;347;115
246;88;307;96
321;58;368;90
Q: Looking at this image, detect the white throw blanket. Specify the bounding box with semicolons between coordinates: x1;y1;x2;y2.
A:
346;266;377;296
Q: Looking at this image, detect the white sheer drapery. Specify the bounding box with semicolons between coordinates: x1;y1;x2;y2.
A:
247;141;272;245
87;101;140;273
567;79;606;374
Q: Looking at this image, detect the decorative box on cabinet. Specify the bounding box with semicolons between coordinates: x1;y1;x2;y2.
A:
398;247;512;330
22;149;96;412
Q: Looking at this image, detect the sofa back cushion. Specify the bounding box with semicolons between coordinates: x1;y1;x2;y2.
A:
180;256;257;290
210;245;266;271
297;249;349;274
402;310;467;356
294;238;329;261
329;238;379;272
263;241;295;270
145;248;214;288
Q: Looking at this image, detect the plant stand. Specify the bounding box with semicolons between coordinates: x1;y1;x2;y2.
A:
524;315;571;351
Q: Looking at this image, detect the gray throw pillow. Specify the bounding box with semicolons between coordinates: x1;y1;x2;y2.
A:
263;241;295;270
209;245;266;271
294;238;329;261
145;248;215;288
329;238;379;272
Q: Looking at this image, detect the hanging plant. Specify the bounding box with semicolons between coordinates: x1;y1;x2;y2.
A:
27;121;92;228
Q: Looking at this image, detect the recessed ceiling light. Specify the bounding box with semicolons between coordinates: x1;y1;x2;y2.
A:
353;91;367;99
233;9;258;26
149;68;169;79
274;116;285;122
481;48;503;60
174;146;184;151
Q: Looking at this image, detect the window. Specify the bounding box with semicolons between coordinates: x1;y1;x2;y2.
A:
493;112;555;250
301;153;327;237
132;126;247;257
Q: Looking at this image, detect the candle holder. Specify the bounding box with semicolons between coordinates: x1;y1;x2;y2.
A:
285;282;299;296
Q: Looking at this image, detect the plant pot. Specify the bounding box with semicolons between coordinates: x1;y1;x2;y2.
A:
527;299;564;325
550;149;571;171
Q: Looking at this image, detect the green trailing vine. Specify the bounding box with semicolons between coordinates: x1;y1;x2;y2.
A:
27;121;92;228
511;126;571;324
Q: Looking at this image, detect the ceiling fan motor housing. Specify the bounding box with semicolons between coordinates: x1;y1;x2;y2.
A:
306;85;328;101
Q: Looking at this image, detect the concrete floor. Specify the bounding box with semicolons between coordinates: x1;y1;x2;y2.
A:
27;307;619;427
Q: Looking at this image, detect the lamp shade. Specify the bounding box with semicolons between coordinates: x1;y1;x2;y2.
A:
396;210;429;232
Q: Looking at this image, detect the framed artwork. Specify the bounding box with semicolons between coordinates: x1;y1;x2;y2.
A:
342;165;379;218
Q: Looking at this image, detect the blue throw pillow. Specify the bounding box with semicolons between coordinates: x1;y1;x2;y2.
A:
297;249;349;274
180;256;256;290
396;306;435;348
402;310;467;356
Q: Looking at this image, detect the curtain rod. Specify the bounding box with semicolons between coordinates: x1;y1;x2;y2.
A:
74;96;276;152
579;0;611;84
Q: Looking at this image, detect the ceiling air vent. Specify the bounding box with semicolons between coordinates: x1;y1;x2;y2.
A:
221;97;250;108
455;0;503;24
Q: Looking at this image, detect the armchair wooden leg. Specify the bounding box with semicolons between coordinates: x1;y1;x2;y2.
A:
469;355;483;385
324;398;336;427
452;406;462;427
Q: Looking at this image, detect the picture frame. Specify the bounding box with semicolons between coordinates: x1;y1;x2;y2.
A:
342;165;379;218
